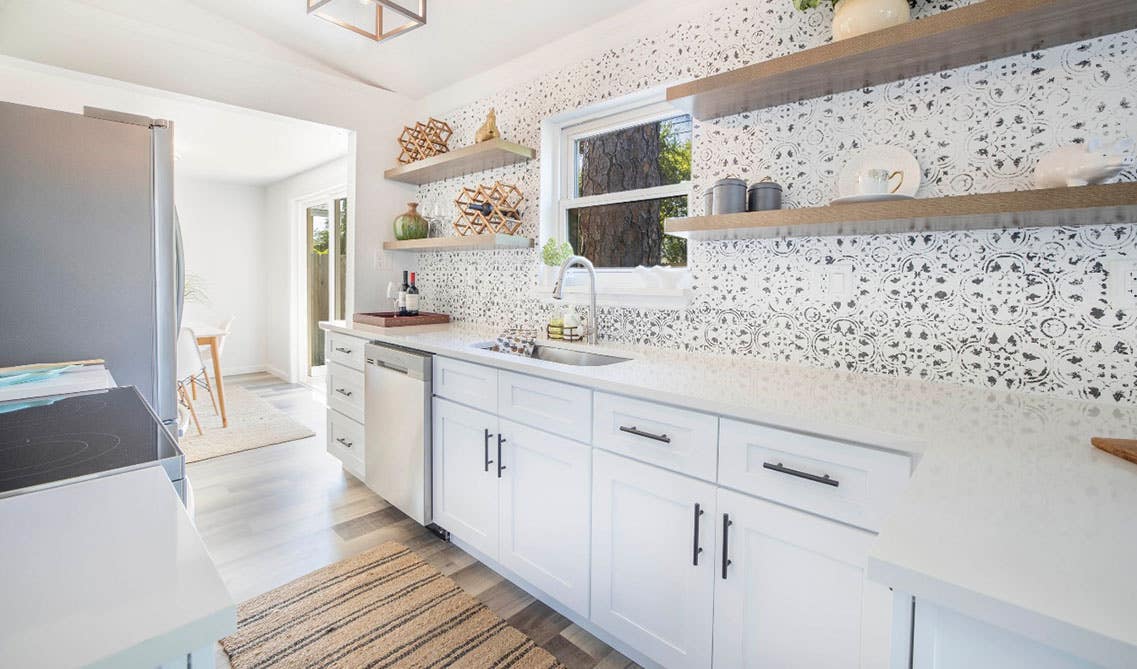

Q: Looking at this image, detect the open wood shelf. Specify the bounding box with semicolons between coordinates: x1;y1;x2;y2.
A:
664;183;1137;240
383;234;534;252
666;0;1137;120
383;138;536;185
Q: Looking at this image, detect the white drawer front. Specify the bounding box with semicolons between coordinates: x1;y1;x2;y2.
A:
327;363;364;423
327;331;366;371
498;371;591;443
593;392;718;482
328;410;365;479
718;418;910;532
433;357;498;414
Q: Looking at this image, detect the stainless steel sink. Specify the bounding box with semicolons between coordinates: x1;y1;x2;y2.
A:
474;342;629;367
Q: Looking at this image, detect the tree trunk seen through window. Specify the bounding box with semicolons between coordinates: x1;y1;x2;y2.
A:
576;122;663;267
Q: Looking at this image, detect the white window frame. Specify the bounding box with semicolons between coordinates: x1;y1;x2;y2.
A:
539;86;693;307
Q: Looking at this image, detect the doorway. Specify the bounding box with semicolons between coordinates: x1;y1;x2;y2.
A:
301;190;348;385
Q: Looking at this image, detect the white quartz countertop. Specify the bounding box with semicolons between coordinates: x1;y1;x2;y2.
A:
0;466;236;669
323;319;1137;666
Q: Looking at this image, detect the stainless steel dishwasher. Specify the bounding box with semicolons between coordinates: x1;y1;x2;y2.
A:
364;342;433;526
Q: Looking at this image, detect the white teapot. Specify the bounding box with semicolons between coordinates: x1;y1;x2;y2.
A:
1033;138;1133;189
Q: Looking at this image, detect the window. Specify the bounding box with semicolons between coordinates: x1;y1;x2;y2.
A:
554;102;691;269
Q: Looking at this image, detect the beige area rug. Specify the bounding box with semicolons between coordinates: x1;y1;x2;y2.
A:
221;542;565;669
179;385;315;464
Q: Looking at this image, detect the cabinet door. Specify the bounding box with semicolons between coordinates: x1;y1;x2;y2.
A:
591;450;716;669
498;419;591;617
432;397;499;559
713;488;892;669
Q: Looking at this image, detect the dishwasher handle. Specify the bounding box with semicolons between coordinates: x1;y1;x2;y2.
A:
367;357;409;375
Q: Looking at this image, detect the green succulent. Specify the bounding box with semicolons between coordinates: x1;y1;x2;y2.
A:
541;239;574;267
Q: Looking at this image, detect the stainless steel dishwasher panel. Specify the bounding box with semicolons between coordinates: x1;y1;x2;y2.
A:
364;342;433;526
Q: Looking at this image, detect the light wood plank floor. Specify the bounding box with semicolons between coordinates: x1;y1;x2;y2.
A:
190;373;638;669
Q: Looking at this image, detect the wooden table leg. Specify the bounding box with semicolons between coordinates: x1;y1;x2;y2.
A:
206;336;228;428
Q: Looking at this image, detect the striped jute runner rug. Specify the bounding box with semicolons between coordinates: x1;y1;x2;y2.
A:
221;542;565;669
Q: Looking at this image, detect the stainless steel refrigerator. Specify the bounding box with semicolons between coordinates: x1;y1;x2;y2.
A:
0;101;182;429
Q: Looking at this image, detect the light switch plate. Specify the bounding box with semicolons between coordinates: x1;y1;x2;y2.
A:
1107;258;1137;306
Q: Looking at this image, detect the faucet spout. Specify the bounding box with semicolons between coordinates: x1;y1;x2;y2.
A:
551;254;598;345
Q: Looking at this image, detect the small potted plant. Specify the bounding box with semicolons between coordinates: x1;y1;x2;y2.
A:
794;0;911;41
540;238;574;287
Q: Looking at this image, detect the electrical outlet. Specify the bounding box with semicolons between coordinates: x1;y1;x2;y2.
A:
1108;259;1137;305
812;263;855;300
373;249;387;271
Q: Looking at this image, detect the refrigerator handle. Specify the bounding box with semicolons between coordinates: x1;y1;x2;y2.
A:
175;208;185;331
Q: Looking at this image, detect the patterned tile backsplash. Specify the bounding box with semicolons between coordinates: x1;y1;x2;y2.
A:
411;0;1137;404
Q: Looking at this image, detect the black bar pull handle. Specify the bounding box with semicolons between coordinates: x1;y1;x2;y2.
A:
763;461;839;487
722;513;733;580
619;425;671;444
692;503;705;566
334;345;352;354
483;429;493;472
497;434;507;478
334;387;353;398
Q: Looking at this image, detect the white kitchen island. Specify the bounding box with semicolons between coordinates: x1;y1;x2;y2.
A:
0;466;235;669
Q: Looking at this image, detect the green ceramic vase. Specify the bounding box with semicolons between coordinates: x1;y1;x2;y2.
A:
393;202;429;240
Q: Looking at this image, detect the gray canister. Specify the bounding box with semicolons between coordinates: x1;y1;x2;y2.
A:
747;179;783;211
711;178;747;215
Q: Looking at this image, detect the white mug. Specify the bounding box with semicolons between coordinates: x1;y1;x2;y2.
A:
857;168;904;195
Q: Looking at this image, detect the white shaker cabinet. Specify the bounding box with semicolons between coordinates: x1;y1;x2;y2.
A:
713;488;892;669
498;419;591;617
432;397;500;559
591;450;717;669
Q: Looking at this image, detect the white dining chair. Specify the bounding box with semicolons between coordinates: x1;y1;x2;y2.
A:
176;327;217;436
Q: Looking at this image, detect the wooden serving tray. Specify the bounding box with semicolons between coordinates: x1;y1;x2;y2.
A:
353;311;451;327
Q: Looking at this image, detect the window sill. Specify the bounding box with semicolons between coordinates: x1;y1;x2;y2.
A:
535;268;693;309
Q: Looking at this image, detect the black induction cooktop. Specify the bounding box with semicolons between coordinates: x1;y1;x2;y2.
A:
0;386;183;498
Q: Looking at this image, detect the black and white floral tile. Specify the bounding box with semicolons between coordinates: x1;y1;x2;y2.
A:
411;0;1137;404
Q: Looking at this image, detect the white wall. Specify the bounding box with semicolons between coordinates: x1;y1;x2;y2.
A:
263;157;350;380
175;175;268;375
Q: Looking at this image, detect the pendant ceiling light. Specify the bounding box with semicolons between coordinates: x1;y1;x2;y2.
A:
307;0;426;42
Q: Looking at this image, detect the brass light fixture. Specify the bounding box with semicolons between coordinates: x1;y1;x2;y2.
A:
307;0;426;42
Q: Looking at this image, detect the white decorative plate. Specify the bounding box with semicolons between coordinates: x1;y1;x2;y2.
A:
837;145;921;198
830;193;915;205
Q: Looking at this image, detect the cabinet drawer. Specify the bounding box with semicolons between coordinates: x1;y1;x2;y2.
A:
327;331;366;371
433;357;498;413
327;363;364;423
327;410;365;479
498;371;591;443
718;418;910;532
593;392;718;481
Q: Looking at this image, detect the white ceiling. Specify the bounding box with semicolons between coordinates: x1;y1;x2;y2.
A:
185;0;651;98
0;57;350;185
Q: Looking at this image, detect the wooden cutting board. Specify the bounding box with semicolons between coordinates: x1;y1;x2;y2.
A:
1091;437;1137;466
353;311;451;328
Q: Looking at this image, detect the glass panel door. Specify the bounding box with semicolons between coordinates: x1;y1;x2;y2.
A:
307;203;330;375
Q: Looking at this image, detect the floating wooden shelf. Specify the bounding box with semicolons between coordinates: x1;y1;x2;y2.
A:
667;0;1137;120
383;234;534;252
664;183;1137;240
383;138;536;185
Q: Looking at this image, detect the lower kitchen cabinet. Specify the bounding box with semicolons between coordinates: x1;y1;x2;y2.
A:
498;419;591;617
433;398;593;617
911;602;1099;669
591;450;717;669
713;488;892;669
432;397;499;559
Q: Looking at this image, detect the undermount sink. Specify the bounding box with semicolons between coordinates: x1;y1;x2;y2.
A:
473;342;630;367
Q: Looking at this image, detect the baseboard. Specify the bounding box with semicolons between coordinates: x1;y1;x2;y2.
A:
264;366;290;381
449;536;663;669
220;364;267;377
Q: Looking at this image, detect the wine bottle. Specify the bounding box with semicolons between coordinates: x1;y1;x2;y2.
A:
398;271;409;316
466;202;494;216
406;272;420;316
